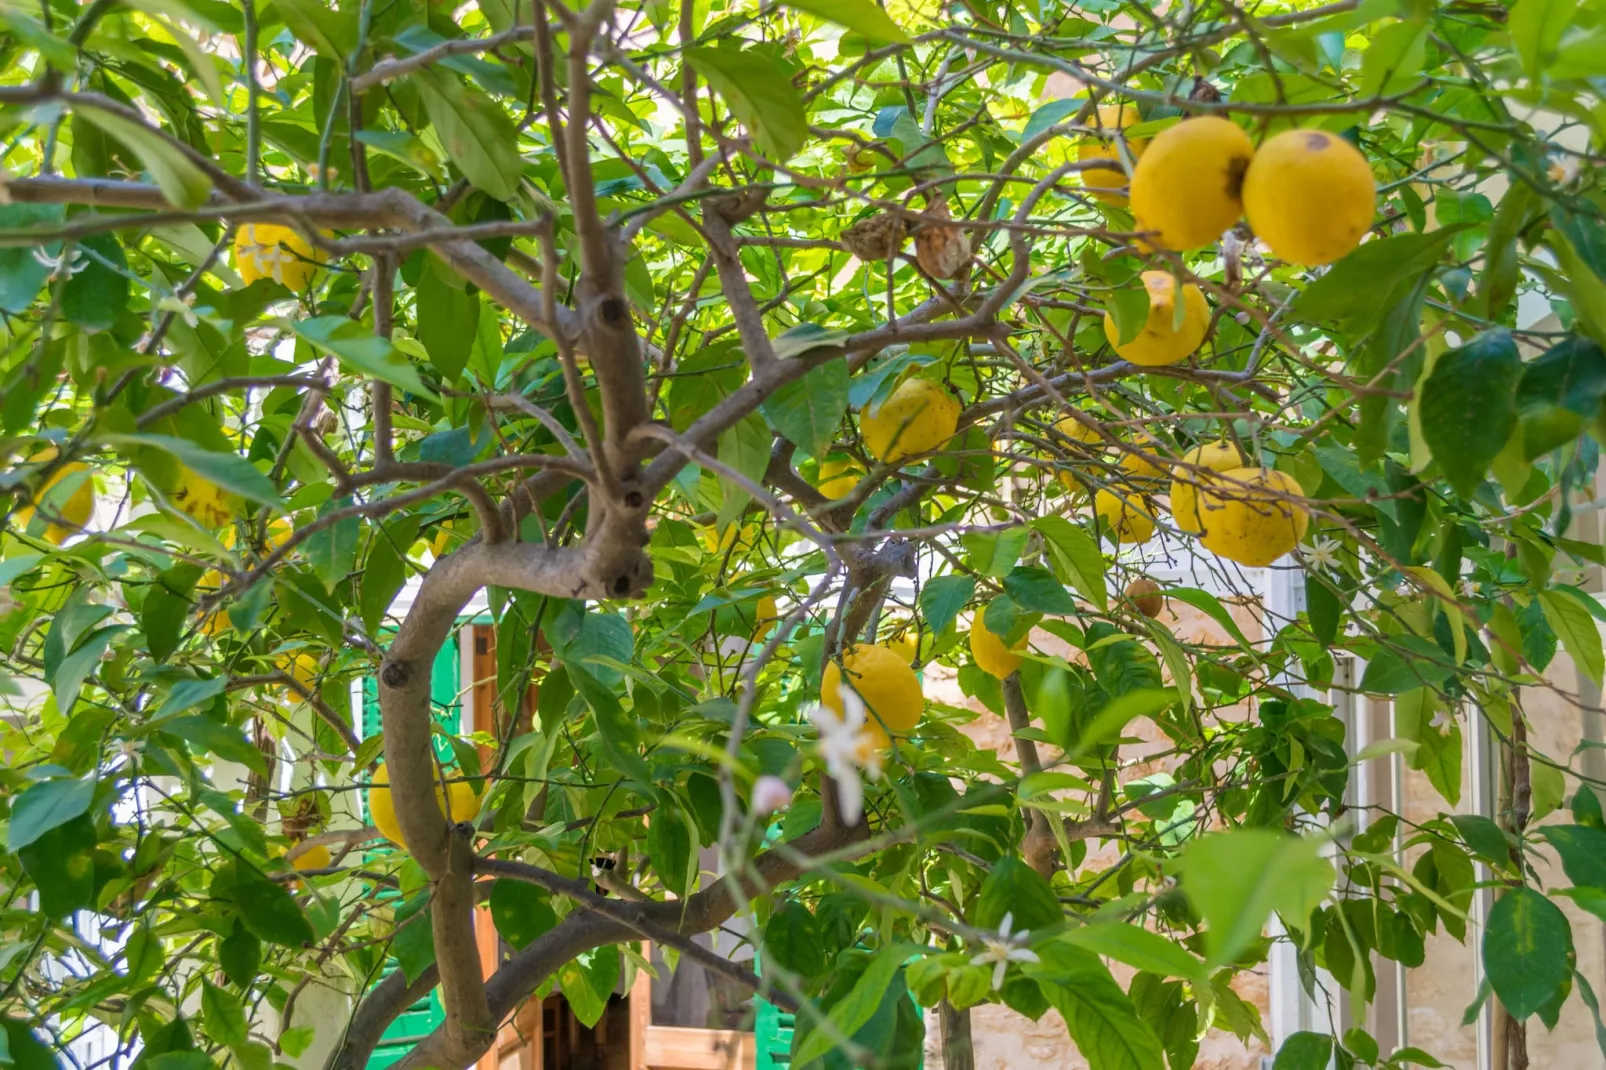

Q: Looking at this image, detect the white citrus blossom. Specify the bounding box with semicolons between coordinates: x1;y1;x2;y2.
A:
970;912;1039;990
32;247;89;280
750;775;794;815
1300;535;1342;572
806;686;882;826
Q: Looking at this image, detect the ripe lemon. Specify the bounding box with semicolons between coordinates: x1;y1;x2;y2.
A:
1242;129;1375;267
887;632;919;665
275;652;321;695
1130;117;1254;252
1169;442;1244;533
699;522;758;556
817;457;862;500
292;843;332;872
196;568;230;635
221;517;293;553
860;378;961;464
171;468;239;530
822;643;924;735
970;615;1026;678
1194;467;1308;567
234;224;327;291
367;761;483;849
1103;271;1210;367
1052;416;1102;492
16;447;95;544
753;594;778;641
1078;103;1147;204
1095;488;1156;544
1118;438;1170;481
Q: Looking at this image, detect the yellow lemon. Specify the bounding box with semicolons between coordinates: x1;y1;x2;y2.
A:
275;651;321;693
1103;271;1210;367
16;447;95;544
367;762;484;849
970;615;1026;679
1242;129;1376;267
221;517;293;554
171;468;239;530
1118;438;1170;482
822;643;924;735
817;458;862;500
234;224;327;291
699;522;758;556
887;632;919;665
1078;103;1147;203
1095;488;1156;544
197;568;231;635
1051;416;1103;492
1195;467;1308;567
860;378;961;464
1169;442;1244;533
1129;117;1254;252
292;843;332;872
753;594;778;641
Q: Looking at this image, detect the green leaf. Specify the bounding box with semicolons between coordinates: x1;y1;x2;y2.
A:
1067;687;1176;760
0;204;64;314
1450;814;1513;868
1002;566;1078;616
1539;825;1606;891
1539;589;1604;687
1057;923;1208;985
772;324;852;360
1;1019;62;1070
270;0;357;57
765;901;826;978
217;923;261;989
361;516;420;634
762;360;848;458
1542;225;1606;348
646;805;692;896
291;317;438;400
1033;517;1107;612
107;433;281;508
1165;587;1253;651
1292;228;1459;327
918;574;975;636
1359;638;1455;693
391;902;436;983
1027;943;1164;1070
72;108;213;209
1418;328;1521;499
412;67;524;202
1483;886;1572;1019
61;233;131;330
1358;20;1427;98
1104;286;1150;347
1508;0;1577;78
200;980;246;1048
1272;1031;1333;1070
305;497;361;591
164;716;268;776
567;663;651;784
416;261;480;382
1180;829;1335;968
560;948;618;1029
975;856;1063;934
7;777;95;852
962;526;1029;578
778;0;907;42
687;47;808;161
488;879;557;951
792;947;905;1066
221;863;314;948
1551;27;1606;79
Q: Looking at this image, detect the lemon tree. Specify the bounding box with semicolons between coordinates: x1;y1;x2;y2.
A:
3;2;1606;1070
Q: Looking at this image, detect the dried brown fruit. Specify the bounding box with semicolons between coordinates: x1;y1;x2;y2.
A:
1126;577;1164;618
840;212;906;261
914;201;971;279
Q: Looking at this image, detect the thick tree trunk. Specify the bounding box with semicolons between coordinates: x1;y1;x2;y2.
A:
938;1000;975;1070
